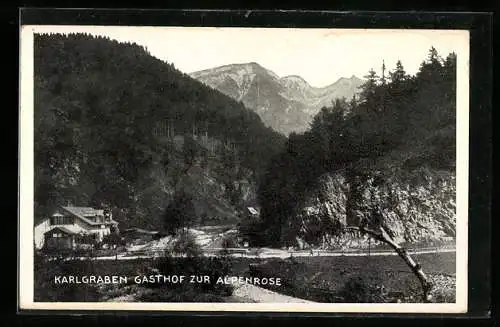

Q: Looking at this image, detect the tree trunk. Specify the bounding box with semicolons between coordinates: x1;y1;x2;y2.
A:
345;226;433;302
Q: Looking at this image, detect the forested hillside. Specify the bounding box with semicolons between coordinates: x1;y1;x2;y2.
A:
243;48;457;248
34;33;285;229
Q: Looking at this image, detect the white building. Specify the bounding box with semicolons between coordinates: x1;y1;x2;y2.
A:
34;206;119;250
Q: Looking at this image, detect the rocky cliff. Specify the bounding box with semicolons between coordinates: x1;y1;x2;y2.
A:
295;165;455;249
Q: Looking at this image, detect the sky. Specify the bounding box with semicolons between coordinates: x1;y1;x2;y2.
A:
28;26;469;88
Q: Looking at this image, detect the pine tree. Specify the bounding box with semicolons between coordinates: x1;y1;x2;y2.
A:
348;94;357;117
359;69;379;103
417;46;443;82
380;60;387;85
443;52;457;82
389;60;408;84
163;190;197;235
427;46;440;64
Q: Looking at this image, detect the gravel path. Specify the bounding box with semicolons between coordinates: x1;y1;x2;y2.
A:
103;283;315;303
232;284;315;303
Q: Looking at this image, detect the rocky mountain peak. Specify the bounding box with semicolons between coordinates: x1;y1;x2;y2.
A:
190;62;364;135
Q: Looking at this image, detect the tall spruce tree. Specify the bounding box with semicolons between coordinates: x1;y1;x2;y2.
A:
389;60;408;84
380;60;387;85
359;68;379;103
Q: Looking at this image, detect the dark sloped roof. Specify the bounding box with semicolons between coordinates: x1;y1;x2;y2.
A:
44;226;82;236
61;206;119;226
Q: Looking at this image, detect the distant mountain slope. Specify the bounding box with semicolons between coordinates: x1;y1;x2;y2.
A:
190;63;364;135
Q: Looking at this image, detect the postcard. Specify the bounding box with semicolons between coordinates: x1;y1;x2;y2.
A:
19;24;469;313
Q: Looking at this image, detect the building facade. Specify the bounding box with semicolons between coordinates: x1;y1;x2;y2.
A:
34;206;119;250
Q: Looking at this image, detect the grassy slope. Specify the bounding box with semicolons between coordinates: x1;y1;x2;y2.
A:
249;252;456;303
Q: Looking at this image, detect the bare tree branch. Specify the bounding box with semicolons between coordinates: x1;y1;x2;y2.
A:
345;226;433;302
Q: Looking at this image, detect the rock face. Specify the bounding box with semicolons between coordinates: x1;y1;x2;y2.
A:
116;135;259;230
190;63;364;135
295;167;456;249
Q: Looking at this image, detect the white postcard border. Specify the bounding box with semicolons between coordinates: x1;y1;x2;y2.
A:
19;25;470;313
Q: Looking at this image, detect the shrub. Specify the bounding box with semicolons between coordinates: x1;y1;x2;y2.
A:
34;256;100;302
101;233;126;247
338;275;389;303
428;275;456;303
221;234;238;249
431;287;456;303
171;232;202;257
152;255;234;298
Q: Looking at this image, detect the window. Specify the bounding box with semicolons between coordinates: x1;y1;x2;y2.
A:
90;215;104;223
50;216;73;225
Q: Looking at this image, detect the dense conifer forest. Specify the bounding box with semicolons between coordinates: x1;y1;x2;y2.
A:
249;48;457;247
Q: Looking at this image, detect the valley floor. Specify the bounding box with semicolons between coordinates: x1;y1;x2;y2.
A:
35;251;456;304
102;226;457;260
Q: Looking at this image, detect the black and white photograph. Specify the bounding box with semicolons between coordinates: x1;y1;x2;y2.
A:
19;24;469;313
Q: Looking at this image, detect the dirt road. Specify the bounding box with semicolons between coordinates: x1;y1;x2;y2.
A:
232;283;315;303
55;247;455;261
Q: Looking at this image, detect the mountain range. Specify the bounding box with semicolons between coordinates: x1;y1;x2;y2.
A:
190;63;364;135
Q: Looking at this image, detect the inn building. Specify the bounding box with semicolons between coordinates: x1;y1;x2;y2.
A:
34;206;119;250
